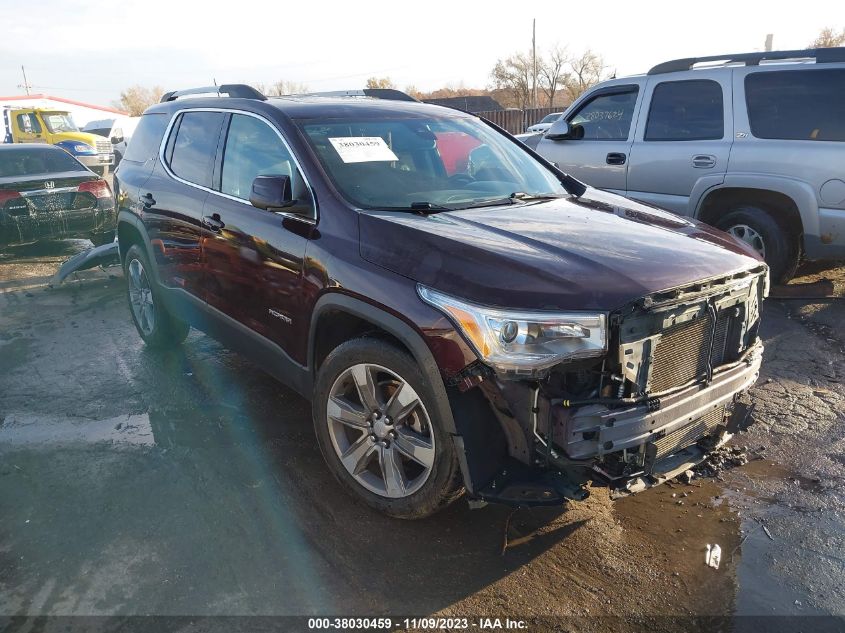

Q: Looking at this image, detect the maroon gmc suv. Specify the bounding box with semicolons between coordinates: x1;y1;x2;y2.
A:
114;85;767;518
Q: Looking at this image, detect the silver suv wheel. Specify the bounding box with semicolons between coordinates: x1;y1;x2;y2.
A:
326;363;436;499
725;224;766;259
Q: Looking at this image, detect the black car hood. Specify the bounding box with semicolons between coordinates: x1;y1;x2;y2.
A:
359;188;763;311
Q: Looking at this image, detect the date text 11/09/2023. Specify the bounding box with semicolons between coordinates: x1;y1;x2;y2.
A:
307;617;529;630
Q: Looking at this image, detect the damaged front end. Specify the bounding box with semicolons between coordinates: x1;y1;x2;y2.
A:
429;265;768;506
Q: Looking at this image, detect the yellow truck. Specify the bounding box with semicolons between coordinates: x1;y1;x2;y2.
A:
2;107;114;174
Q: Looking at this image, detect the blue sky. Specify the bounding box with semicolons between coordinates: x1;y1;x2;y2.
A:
0;0;839;106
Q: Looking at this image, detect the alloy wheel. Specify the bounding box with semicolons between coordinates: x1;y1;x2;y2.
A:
726;224;766;259
326;363;436;498
127;258;156;336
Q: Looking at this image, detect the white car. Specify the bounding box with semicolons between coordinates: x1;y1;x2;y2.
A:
526;112;563;133
83;116;140;166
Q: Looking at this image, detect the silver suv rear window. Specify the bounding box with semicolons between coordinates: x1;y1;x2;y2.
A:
746;69;845;142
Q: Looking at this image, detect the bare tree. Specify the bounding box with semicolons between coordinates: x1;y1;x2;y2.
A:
414;81;486;100
489;53;533;109
269;80;309;95
366;76;396;89
250;80;309;96
809;27;845;48
565;50;607;101
114;85;165;116
538;45;570;108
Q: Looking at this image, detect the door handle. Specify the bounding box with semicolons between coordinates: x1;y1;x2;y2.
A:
692;154;717;169
606;152;627;165
140;193;156;207
201;214;225;232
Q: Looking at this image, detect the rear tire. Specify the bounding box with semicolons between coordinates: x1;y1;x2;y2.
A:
123;243;189;348
313;338;463;519
715;205;800;284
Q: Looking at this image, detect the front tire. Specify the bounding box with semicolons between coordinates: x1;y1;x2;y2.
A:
124;243;189;348
716;205;800;284
313;338;463;519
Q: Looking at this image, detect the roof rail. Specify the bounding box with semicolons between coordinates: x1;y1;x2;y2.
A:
159;84;267;103
648;47;845;75
285;88;419;102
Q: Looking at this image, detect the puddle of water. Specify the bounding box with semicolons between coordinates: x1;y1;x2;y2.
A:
739;457;826;495
713;459;835;615
0;337;32;372
0;412;154;447
0;403;300;451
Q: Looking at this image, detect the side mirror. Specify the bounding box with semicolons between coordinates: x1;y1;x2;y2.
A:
545;119;572;141
249;175;293;210
110;133;124;144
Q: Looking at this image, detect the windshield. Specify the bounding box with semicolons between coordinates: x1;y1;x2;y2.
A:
297;114;567;210
540;113;562;124
42;112;80;134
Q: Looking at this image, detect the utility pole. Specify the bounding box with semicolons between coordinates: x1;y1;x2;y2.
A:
532;19;538;110
19;65;32;95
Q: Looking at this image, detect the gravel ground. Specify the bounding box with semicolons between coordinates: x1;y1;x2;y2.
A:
0;240;843;632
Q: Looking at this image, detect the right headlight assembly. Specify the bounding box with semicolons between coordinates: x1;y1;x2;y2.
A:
418;285;607;374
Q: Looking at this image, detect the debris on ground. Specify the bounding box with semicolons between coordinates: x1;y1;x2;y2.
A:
763;525;775;541
693;445;750;478
768;278;836;300
705;544;721;570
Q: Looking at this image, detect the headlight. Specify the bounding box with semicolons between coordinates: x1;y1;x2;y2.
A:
73;144;95;154
418;285;607;374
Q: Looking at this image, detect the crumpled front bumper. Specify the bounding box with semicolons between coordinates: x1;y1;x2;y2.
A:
551;341;763;460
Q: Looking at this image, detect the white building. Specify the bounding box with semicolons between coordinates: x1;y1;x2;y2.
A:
0;94;128;127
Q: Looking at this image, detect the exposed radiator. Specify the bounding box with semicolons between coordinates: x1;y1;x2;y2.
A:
650;404;727;463
648;314;713;393
648;310;738;394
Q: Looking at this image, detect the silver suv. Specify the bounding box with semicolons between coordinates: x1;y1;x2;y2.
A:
530;47;845;282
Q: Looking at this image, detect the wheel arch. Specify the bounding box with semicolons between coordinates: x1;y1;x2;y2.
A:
117;211;163;285
309;293;459;436
694;179;819;243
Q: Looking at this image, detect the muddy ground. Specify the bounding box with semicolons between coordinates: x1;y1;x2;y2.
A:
0;241;843;632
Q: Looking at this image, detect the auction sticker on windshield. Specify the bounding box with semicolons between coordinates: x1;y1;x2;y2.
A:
329;137;399;163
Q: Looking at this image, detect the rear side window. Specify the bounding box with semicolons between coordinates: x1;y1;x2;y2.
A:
122;113;168;165
645;80;724;141
167;111;225;188
746;69;845;141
